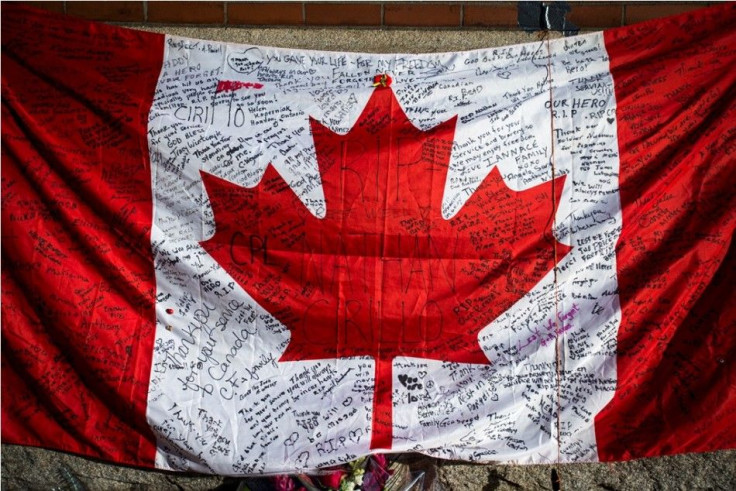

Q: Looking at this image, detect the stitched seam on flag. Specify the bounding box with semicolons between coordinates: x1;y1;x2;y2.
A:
545;34;563;467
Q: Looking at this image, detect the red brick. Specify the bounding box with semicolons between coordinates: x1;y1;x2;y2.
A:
463;3;518;28
567;3;623;28
147;1;224;24
625;3;705;25
228;2;303;25
385;3;461;27
305;3;381;26
19;1;65;13
66;2;144;22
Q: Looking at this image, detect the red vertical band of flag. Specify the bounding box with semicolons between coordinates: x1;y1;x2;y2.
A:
1;5;163;467
597;4;736;460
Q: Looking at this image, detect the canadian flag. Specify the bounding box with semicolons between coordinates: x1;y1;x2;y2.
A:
2;3;734;473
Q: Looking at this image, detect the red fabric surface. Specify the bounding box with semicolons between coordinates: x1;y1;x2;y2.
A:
2;1;735;468
596;3;736;460
1;5;164;467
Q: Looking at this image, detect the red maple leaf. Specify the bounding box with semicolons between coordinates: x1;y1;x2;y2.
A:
200;87;569;449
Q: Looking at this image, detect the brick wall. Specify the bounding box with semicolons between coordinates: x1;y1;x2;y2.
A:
25;2;714;28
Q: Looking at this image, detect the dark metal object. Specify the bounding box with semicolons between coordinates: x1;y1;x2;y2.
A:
518;2;580;36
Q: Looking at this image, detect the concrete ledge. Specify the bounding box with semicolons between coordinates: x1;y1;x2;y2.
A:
126;25;562;52
3;444;736;489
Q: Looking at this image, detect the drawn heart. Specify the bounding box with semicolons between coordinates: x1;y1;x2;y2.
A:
418;371;427;379
349;428;363;444
398;374;408;386
284;432;299;446
296;451;310;469
607;117;615;124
